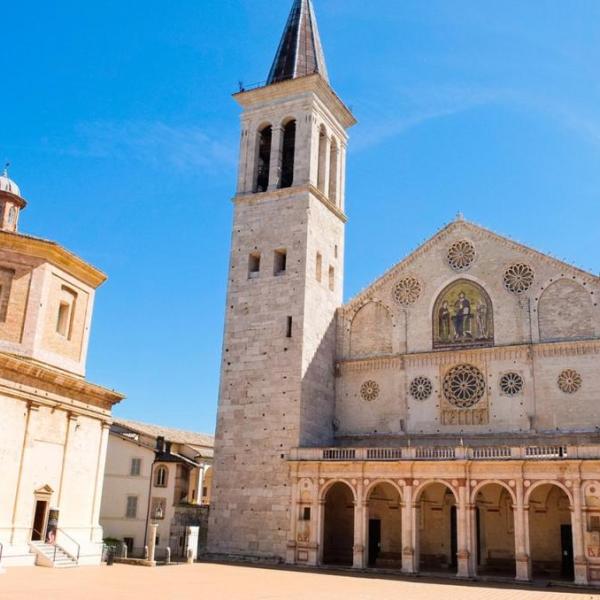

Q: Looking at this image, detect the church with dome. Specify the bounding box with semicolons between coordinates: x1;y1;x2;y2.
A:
208;0;600;586
0;168;123;568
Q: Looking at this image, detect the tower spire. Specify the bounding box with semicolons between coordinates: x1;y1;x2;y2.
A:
267;0;329;86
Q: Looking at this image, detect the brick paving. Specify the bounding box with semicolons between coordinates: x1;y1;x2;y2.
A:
1;563;599;600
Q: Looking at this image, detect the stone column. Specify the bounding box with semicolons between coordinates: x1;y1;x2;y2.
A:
572;480;589;585
319;136;331;197
401;485;416;574
236;122;251;194
147;523;158;566
243;124;258;194
286;476;299;564
316;498;325;565
468;503;478;576
457;484;471;577
514;479;530;581
353;480;365;569
268;125;284;191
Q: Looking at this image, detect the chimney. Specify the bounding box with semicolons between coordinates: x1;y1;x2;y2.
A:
156;436;165;453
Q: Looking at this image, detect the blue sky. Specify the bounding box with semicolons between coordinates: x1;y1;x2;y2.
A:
3;1;600;434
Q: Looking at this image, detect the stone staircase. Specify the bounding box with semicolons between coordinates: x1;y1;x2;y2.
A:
29;541;78;568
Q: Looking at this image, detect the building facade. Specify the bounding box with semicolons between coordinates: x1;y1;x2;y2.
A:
100;419;213;560
209;0;600;587
0;169;124;568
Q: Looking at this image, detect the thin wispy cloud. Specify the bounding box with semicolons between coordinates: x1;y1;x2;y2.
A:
351;84;600;153
67;121;237;173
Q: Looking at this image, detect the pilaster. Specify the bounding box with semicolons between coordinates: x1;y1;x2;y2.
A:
401;485;416;574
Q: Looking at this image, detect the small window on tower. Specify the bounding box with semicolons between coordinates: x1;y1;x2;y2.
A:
248;252;261;279
316;252;322;283
286;316;293;338
329;266;335;291
274;249;287;275
56;286;77;339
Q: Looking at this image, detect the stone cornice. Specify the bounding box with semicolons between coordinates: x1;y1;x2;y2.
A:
0;189;27;209
0;230;107;288
233;184;347;223
233;74;356;129
337;339;600;372
0;351;124;410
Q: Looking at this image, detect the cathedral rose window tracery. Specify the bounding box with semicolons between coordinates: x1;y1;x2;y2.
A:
447;240;476;272
392;276;423;306
410;377;433;401
443;364;486;408
558;369;582;394
360;380;380;402
503;263;535;294
499;372;524;396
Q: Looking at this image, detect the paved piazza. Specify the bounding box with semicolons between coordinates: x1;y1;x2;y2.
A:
1;564;599;600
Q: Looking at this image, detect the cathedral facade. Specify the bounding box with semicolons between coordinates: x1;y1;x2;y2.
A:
209;0;600;586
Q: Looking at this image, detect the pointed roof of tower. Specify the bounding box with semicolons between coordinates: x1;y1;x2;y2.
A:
267;0;329;86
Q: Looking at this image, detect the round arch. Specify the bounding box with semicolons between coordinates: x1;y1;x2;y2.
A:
321;480;356;566
414;479;459;504
524;480;573;506
471;480;516;505
319;479;357;504
365;479;404;502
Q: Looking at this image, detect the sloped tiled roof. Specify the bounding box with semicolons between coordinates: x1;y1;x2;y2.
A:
114;418;214;449
267;0;329;85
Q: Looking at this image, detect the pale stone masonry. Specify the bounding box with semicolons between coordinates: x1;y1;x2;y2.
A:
209;0;600;587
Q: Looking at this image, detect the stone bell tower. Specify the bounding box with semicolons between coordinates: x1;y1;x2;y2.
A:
208;0;356;559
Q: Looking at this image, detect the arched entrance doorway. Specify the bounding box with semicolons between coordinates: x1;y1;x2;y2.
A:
528;483;574;581
366;482;402;568
473;483;516;577
322;482;354;566
416;482;458;573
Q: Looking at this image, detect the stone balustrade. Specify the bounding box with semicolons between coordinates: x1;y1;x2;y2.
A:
289;443;600;462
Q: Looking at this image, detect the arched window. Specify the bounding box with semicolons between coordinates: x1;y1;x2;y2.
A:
433;279;494;349
280;120;296;189
154;465;168;488
317;125;327;193
255;125;272;193
328;139;339;204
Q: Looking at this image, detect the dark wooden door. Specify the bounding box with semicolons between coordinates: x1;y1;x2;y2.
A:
368;519;381;567
31;501;47;541
561;524;574;580
450;506;458;569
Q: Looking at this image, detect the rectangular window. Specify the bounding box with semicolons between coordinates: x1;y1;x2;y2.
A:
328;266;335;292
130;458;141;476
151;497;167;520
591;516;600;532
334;245;338;259
316;252;322;283
248;252;261;278
302;507;311;521
273;249;287;275
125;496;138;519
286;316;293;338
56;286;77;339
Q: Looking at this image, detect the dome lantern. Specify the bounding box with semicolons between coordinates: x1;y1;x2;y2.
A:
0;164;26;233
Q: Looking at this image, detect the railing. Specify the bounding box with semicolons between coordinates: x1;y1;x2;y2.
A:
415;447;456;460
56;528;80;563
525;446;567;459
322;448;356;461
290;443;593;462
471;447;512;460
366;448;403;461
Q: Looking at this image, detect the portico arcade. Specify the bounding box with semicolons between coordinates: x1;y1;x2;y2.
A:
287;455;598;585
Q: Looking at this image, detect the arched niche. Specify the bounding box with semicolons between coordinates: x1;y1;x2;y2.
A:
538;279;594;342
433;279;494;349
349;301;393;358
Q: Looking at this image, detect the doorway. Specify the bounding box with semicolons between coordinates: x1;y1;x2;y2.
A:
368;519;381;567
322;482;355;566
31;500;48;541
561;525;574;580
